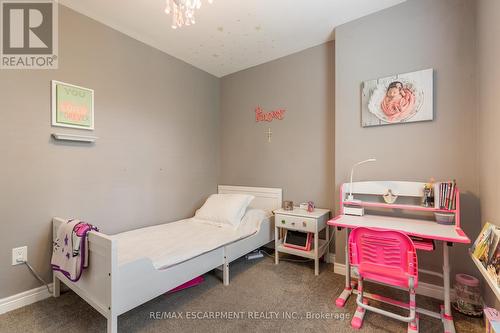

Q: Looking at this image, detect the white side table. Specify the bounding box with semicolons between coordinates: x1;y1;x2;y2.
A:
273;207;330;275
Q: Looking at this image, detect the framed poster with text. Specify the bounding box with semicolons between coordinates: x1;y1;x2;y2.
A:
51;80;94;130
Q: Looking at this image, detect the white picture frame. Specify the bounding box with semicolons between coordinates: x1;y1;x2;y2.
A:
51;80;94;130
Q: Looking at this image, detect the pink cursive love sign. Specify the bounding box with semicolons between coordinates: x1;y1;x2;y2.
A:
255;106;286;122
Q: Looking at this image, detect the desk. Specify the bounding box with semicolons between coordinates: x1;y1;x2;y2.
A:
332;214;469;244
330;180;471;333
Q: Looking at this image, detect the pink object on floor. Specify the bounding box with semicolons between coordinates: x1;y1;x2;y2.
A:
168;276;204;294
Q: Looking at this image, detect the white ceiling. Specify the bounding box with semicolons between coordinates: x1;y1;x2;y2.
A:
59;0;405;77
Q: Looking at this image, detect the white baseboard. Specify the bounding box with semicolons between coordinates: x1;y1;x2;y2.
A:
333;262;451;301
0;284;53;315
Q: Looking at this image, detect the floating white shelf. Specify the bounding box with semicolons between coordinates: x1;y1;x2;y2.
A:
469;252;500;302
51;133;98;143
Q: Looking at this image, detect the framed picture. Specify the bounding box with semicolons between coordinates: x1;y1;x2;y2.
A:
361;68;433;127
51;80;94;130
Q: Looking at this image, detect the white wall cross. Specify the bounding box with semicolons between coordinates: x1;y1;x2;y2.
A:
266;128;272;143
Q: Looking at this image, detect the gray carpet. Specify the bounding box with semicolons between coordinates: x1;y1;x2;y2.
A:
0;255;483;333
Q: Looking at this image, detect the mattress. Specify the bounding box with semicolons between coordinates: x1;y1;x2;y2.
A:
113;209;268;270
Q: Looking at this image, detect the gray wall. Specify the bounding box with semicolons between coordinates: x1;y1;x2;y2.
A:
220;43;335;210
477;0;500;307
0;5;220;298
334;0;480;282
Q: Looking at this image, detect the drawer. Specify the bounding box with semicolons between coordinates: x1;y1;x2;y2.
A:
275;214;316;233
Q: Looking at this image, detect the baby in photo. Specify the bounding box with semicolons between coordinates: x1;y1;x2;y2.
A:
381;81;416;121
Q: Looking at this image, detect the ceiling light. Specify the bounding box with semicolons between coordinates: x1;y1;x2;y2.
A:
165;0;213;29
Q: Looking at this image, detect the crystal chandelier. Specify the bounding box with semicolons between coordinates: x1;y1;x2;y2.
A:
165;0;214;29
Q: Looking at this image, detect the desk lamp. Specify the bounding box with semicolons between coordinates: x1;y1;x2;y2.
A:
347;158;377;202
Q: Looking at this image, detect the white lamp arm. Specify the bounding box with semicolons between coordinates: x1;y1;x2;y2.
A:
348;158;376;201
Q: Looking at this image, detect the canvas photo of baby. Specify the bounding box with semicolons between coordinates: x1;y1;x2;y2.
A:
361;69;433;127
381;81;416;121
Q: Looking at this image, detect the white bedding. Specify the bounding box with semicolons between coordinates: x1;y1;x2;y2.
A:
114;209;268;269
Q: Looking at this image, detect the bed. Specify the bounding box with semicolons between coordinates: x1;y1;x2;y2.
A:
52;185;282;333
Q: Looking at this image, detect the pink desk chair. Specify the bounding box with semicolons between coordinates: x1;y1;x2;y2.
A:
348;227;419;332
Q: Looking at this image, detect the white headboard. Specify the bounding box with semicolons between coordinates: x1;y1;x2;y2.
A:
218;185;282;214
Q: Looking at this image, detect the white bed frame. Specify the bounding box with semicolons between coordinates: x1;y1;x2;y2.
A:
52;185;282;333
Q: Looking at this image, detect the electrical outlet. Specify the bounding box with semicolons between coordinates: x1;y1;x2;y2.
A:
12;246;27;265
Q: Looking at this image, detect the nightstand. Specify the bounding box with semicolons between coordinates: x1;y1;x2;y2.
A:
273;207;330;275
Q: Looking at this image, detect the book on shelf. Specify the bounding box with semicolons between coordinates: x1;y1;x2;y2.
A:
484;307;500;333
489;229;500;263
433;180;457;210
472;222;500;287
488;258;500;287
488;229;500;284
472;222;494;264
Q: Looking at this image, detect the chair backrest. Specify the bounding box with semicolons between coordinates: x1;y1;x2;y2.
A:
349;227;418;288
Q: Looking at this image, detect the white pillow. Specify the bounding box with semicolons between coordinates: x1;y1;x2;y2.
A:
195;194;255;228
236;209;268;236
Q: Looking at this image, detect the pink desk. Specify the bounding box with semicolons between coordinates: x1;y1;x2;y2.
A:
330;181;470;333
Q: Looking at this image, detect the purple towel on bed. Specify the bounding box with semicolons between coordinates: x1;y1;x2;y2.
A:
51;219;98;282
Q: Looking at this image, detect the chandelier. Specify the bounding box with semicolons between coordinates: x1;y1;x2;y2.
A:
165;0;214;29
